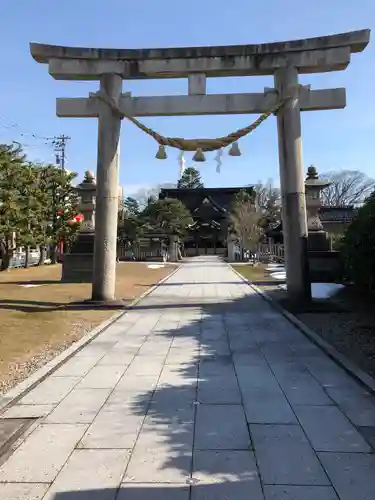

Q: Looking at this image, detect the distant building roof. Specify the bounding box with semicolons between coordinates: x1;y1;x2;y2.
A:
159;186;253;214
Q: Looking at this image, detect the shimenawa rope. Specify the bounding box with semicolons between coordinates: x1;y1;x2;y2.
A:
91;90;291;153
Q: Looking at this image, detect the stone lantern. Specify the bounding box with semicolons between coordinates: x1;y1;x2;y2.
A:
61;171;97;282
75;170;97;233
305;165;331;250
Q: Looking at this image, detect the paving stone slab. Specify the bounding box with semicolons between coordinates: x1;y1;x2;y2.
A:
117;483;190;500
150;386;197;410
326;388;375;427
97;352;135;366
136;407;194;450
192;450;260;484
191;482;264;500
199;357;235;378
301;357;359;389
74;341;116;358
198;377;242;404
0;423;87;482
0;483;49;500
250;424;330;486
275;371;333;406
44;388;111;424
77;365;128;389
319;452;375;500
263;485;339;500
19;376;80;405
52;356;101;377
79;409;144;449
243;388;297;424
43;449;131;500
294;405;372;452
195;405;251;450
123;448;192;483
1;404;55;419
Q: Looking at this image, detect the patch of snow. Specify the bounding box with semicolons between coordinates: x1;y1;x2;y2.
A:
266;265;285;272
311;283;344;299
270;271;286;280
277;282;345;299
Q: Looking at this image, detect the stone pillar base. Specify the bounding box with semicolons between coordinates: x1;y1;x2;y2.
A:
61;253;94;282
308;231;330;251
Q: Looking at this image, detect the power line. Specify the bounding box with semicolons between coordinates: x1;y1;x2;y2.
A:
0;115;72;168
52;135;71;170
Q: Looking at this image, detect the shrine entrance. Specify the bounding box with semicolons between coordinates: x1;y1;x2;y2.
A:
30;29;370;302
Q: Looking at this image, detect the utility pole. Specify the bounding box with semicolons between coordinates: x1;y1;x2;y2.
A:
52;134;70;170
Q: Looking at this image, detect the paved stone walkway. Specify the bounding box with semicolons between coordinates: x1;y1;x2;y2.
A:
1;256;375;499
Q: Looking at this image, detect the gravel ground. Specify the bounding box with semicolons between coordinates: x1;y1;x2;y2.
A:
259;284;375;380
0;321;92;394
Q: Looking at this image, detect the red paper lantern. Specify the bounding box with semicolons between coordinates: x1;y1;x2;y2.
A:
67;213;84;226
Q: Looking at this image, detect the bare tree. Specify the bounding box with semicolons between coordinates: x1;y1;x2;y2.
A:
230;193;264;258
320;170;375;207
254;179;280;211
132;183;177;209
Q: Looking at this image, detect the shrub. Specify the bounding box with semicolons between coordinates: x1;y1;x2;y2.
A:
340;191;375;291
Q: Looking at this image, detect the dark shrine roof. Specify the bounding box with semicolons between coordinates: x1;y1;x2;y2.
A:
159;187;253;213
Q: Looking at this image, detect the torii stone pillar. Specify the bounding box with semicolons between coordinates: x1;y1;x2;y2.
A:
275;67;310;302
92;74;122;302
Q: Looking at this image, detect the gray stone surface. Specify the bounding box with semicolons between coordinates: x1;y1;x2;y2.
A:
294;405;372;452
326;388;375;426
43;449;131;500
1;257;375;498
123;447;192;484
51;355;101;377
264;485;339;500
251;424;330;485
79;409;144;449
1;404;55;418
117;484;190;500
319;452;375;500
44;388;111;424
243;388;297;424
0;424;87;482
195;404;251;450
0;483;49;500
18;376;80;405
76;364;127;389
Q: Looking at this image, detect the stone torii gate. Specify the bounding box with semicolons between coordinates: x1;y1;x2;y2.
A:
30;29;370;303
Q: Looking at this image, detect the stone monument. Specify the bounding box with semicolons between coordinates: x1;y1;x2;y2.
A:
61;170;97;282
305;165;331;251
305;166;340;282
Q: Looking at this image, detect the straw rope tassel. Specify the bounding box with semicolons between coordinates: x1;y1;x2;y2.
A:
178;151;185;177
215;149;223;173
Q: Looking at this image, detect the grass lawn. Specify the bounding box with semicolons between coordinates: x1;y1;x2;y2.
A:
0;262;176;392
232;263;283;285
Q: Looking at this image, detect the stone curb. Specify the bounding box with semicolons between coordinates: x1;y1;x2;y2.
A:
0;264;180;414
230;265;375;397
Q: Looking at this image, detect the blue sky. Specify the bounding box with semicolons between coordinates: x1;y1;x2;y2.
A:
0;1;374;195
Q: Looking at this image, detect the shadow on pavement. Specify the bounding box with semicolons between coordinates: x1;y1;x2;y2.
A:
45;291;311;499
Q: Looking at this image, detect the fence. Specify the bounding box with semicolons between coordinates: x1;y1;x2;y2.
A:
257;243;285;263
117;245;164;262
8;249;41;269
